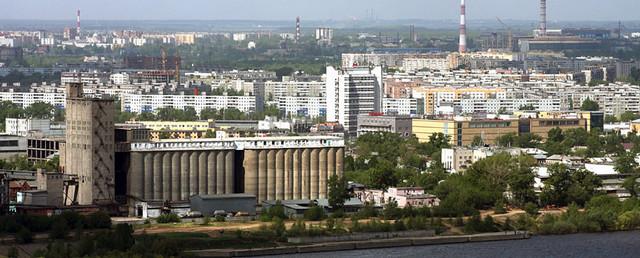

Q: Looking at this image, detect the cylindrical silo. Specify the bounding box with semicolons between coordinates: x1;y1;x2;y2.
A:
207;151;216;194
225;150;234;194
319;148;328;199
275;149;284;200
143;153;153;200
327;148;336;180
216;151;225;194
336;148;344;177
190;151;199;196
302;148;311;200
171;152;181;201
243;150;258;198
130;152;144;200
310;149;319;200
258;150;267;202
199;152;208;196
267;150;276;200
284;149;293;200
162;153;172;201
180;152;190;201
293;149;301;199
153;153;162;200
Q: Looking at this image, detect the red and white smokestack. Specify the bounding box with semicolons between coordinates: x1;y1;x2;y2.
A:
76;9;81;38
459;0;467;53
295;16;301;43
539;0;547;36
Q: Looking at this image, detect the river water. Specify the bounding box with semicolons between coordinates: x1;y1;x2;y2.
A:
270;231;640;258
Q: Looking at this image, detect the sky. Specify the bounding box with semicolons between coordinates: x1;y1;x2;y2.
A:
3;0;639;21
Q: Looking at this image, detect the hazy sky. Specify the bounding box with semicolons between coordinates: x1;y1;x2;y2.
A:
4;0;639;21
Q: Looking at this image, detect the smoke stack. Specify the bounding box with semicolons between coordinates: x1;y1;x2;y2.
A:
539;0;547;36
459;0;467;53
295;16;301;43
76;9;81;38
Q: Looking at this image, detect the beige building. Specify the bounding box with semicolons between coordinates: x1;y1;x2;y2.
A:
63;83;115;205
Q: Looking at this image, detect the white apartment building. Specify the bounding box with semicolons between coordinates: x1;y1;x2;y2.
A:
326;66;383;136
0;92;66;109
4;118;51;137
457;98;562;114
109;73;130;85
277;96;326;118
402;58;449;72
383;98;419;116
121;94;256;114
264;80;325;99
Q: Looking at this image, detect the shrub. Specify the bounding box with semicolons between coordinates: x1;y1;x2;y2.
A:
617;210;640;230
383;201;402;220
49;217;70;239
157;214;181;224
271;217;286;237
454;216;465;227
393;219;406;231
86;212;112;229
303;205;326;221
15;227;33;244
551;221;578;234
215;215;225;222
494;199;507;214
201;216;211;226
524;202;539;216
7;246;18;258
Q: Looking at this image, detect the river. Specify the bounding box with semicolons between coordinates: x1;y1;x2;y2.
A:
268;231;640;258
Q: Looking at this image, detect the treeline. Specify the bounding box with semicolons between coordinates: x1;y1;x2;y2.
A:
0;101;64;130
0;71;61;85
116;105;282;123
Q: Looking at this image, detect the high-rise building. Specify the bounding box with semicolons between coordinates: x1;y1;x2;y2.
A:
63;82;115;205
326;66;384;137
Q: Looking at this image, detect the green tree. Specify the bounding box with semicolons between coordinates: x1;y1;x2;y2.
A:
615;152;639;175
471;136;484;147
580;98;600;111
620;112;640;122
328;175;351;210
25;102;55;119
496;133;518;147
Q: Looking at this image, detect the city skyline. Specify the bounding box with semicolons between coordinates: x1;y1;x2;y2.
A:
3;0;640;21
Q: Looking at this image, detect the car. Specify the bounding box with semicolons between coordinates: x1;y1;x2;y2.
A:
180;211;203;218
213;210;227;216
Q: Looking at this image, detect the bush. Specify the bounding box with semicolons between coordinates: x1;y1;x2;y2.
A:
7;246;18;258
86;212;112;229
15;227;33;244
524;202;539;216
303;205;326;221
382;202;402;220
49;217;69;239
494;199;507;214
550;221;578;234
617;210;640;230
215;215;225;222
201;216;211;226
353;202;378;219
157;214;181;224
271;217;286;237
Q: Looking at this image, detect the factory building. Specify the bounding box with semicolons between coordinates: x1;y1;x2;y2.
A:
120;136;344;215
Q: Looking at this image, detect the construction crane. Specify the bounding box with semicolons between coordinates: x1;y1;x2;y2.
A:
496;17;513;51
161;46;169;85
175;48;180;87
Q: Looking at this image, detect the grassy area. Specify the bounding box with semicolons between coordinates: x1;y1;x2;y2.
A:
154;232;210;239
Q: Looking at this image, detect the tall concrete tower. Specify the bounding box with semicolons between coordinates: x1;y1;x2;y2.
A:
295;16;301;43
459;0;467;53
539;0;547;36
65;82;116;205
76;9;81;39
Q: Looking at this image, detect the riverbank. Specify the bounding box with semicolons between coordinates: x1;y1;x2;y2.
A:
186;231;530;257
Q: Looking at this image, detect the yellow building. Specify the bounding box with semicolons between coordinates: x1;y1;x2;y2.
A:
175;33;196;45
516;111;604;133
126;121;213;140
413;118;519;146
416;87;505;115
414;116;590;146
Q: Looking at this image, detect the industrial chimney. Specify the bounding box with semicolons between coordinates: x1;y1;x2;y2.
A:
459;0;467;53
76;9;81;39
539;0;547;36
295;16;301;43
